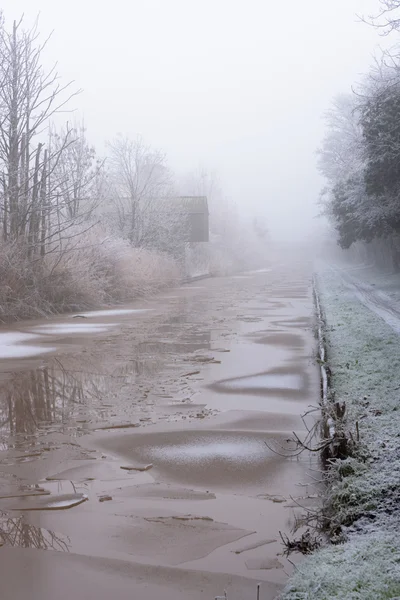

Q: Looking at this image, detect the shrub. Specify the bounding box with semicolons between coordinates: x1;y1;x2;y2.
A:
0;226;181;322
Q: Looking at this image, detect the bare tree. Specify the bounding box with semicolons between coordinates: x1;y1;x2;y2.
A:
0;15;184;321
49;122;105;221
362;1;400;34
0;16;79;255
106;135;185;253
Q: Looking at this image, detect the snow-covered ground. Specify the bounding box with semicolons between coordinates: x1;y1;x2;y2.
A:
281;266;400;599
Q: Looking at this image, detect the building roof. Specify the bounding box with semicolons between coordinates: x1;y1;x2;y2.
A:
172;196;208;214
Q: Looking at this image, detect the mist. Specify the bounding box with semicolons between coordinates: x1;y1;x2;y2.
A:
0;0;387;241
2;2;400;598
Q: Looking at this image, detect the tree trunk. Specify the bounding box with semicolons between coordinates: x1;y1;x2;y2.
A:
28;143;42;259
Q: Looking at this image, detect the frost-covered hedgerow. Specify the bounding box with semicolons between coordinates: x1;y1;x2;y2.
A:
281;267;400;599
0;225;180;321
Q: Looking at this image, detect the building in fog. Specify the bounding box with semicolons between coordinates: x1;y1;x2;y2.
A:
171;196;209;243
171;196;210;279
92;194;210;279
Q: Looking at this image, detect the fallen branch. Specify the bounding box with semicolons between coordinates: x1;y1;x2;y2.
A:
279;529;321;556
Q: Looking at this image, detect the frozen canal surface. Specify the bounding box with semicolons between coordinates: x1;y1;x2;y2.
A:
0;255;319;600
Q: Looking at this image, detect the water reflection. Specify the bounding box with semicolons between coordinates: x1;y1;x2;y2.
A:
0;319;211;437
0;510;70;551
0;362;98;436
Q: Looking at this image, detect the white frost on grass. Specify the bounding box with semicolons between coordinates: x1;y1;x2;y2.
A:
330;266;400;334
284;532;400;599
281;267;400;600
0;331;55;358
337;262;400;305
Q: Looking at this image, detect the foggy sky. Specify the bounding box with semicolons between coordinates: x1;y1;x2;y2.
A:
0;0;389;240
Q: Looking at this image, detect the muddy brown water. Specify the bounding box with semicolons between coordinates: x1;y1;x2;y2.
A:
0;259;319;600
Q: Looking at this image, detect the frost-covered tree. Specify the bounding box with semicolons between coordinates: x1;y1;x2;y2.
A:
361;82;400;194
0;15;183;320
49;122;105;221
317;95;364;185
106;135;186;255
0;16;80;257
319;60;400;253
318;95;370;248
369;1;400;33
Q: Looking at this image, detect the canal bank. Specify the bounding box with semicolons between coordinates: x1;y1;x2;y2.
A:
0;261;319;600
282;265;400;600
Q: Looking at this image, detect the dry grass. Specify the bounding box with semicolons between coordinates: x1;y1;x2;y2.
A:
0;226;181;322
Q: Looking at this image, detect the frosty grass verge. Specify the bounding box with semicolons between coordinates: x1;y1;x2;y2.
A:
281;267;400;600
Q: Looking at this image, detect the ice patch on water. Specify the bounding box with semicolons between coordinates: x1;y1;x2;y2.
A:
33;323;114;335
0;332;38;345
79;309;152;318
223;373;303;391
0;331;55;359
155;441;259;462
0;345;55;359
10;492;88;511
246;268;273;274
